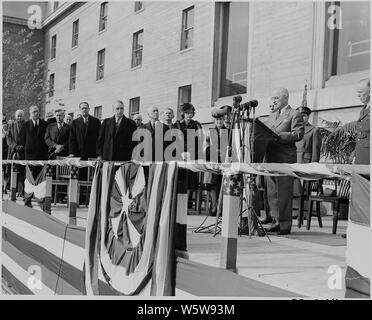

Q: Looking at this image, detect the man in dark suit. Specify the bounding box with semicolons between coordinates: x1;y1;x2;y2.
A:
143;106;168;161
7;109;26;196
97;100;137;161
295;106;321;163
69;102;101;160
45;109;70;159
354;78;370;165
263;88;304;234
17;105;48;207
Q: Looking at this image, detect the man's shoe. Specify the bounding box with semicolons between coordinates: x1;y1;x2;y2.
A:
264;223;280;232
253;228;266;237
259;216;273;224
278;229;291;235
25;202;33;208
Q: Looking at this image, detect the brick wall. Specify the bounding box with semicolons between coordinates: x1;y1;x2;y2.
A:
44;2;215;123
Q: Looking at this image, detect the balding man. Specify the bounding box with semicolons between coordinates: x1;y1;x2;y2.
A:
7;110;25;160
97;100;137;161
133;113;144;128
354;78;370;164
143;106;167;161
64;114;73;126
262;88;304;234
44;109;70;158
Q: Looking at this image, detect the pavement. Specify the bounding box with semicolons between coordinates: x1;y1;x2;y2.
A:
3;195;348;298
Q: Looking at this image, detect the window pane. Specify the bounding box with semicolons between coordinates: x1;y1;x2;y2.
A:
129;97;140;118
219;2;249;98
185;7;194;29
334;2;370;75
51;35;56;59
181;7;194;50
70;63;76;90
72;20;79;47
94;106;102;120
135;2;143;12
97;49;105;80
132;30;143;67
177;85;192;119
49;74;54;97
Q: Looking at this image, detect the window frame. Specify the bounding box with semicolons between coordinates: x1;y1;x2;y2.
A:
180;6;194;51
323;1;370;87
69;63;77;90
96;49;105;81
134;2;143;12
49;73;55;98
51;35;57;60
94;106;102;120
131;29;144;68
177;85;192;120
129;97;140;119
99;2;108;32
72;19;79;48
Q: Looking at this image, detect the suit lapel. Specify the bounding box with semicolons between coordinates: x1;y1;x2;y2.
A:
304;123;314;134
358;106;370;121
272;106;291;129
111;116;116;137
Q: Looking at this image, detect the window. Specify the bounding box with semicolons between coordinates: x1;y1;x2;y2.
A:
96;49;105;80
70;63;77;90
129;97;140;119
181;6;194;50
219;2;249;97
72;19;79;47
132;30;143;68
49;74;55;98
177;85;192;119
99;2;108;32
51;35;57;59
94;106;102;120
134;2;143;12
53;1;59;11
325;2;370;79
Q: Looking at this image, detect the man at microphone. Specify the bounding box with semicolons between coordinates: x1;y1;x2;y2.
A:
262;88;304;234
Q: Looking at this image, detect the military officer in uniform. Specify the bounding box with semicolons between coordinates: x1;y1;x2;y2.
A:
354;78;370;165
295;106;321;163
263;88;304;234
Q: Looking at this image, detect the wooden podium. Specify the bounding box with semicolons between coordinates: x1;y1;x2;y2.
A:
247;118;279;163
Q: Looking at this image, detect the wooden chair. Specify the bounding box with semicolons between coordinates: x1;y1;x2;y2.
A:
297;180;322;228
306;178;351;234
52;157;70;206
77;158;96;207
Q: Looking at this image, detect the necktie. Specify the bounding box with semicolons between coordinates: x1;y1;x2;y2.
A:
83;118;88;134
57;123;62;137
115;118;121;134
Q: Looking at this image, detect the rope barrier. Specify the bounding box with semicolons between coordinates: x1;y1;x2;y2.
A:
2;159;370;178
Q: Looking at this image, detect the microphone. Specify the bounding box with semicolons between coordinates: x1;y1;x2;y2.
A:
241;100;259;110
211;105;232;118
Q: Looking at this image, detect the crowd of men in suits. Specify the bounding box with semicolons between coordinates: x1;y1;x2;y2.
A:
2;78;370;235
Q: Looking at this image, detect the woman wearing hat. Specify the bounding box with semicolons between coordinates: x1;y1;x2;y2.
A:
176;102;203;191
